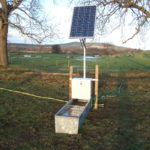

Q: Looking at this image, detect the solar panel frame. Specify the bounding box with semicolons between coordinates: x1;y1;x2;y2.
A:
69;6;96;39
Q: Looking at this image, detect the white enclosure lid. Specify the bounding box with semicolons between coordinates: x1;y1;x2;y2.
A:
71;78;93;81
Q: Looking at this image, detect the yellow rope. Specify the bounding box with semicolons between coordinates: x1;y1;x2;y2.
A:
0;87;67;103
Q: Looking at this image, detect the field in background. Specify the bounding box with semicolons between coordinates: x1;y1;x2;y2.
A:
0;51;150;150
8;51;150;74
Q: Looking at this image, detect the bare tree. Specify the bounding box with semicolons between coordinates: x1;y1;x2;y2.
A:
70;0;150;43
0;0;57;67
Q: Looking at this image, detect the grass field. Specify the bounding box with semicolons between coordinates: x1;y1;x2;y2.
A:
8;51;150;74
0;51;150;150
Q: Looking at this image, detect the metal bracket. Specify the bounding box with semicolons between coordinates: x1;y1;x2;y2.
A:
92;79;99;81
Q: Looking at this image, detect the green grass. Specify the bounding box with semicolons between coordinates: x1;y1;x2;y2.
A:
0;68;150;150
8;51;150;74
1;51;150;149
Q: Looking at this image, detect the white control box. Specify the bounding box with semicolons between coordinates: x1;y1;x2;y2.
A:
72;78;92;100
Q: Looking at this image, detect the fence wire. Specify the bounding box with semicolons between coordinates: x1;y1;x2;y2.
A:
8;52;150;74
4;51;149;103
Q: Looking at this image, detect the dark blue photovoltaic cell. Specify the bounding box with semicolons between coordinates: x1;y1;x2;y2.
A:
70;6;96;38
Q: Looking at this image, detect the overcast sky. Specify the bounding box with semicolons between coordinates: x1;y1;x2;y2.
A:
8;0;150;50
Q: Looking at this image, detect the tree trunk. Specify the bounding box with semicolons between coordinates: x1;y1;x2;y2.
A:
0;20;8;67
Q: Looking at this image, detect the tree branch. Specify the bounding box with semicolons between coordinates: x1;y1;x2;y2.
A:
8;0;24;14
73;0;150;43
123;18;147;43
17;7;42;25
120;1;150;17
9;21;42;43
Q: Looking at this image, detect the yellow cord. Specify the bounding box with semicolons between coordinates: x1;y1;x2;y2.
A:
0;87;67;103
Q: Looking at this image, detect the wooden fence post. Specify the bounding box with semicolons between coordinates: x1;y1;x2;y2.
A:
94;65;99;109
69;66;73;100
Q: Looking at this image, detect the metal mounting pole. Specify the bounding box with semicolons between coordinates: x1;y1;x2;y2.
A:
83;41;86;79
80;38;87;79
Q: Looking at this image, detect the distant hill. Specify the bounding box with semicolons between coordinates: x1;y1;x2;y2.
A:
8;42;142;55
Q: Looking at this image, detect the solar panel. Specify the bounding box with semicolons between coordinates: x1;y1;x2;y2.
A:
70;6;96;38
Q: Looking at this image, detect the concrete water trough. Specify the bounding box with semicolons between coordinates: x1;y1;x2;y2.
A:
55;99;92;134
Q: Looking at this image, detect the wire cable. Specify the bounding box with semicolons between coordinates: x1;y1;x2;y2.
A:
0;87;67;103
